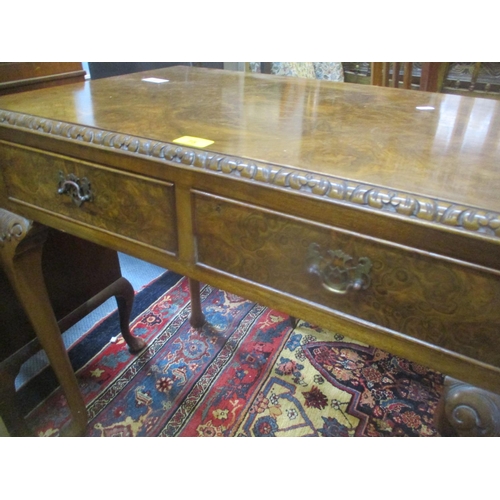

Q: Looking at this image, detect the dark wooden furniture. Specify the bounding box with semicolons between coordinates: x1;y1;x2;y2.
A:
0;215;147;435
1;66;500;436
350;62;500;100
0;62;87;96
370;62;448;91
442;63;500;100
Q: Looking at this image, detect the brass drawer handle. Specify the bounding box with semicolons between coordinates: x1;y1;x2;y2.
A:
307;243;372;294
57;171;93;207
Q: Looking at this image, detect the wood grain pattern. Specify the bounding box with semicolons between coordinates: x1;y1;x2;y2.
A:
0;66;499;215
438;376;500;436
0;143;178;254
0;209;87;435
194;192;500;367
0;62;86;96
1;66;500;431
1;109;499;241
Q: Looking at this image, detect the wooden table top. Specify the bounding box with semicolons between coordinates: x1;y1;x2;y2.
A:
1;65;499;216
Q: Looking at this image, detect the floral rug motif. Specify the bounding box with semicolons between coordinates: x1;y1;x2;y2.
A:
235;322;442;437
23;273;444;437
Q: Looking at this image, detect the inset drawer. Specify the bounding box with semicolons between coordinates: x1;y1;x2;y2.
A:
193;191;500;368
1;143;177;253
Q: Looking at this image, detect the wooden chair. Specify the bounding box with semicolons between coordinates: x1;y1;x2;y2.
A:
0;213;144;436
441;63;500;100
0;63;207;436
0;64;143;436
370;62;448;92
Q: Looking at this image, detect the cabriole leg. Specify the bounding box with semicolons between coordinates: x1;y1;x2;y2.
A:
0;209;87;436
188;278;205;328
436;376;500;437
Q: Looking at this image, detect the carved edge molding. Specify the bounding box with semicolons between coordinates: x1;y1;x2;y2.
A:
442;376;500;437
2;109;500;239
0;208;47;262
0;207;33;248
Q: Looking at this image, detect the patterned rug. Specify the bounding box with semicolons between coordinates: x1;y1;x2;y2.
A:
20;271;444;437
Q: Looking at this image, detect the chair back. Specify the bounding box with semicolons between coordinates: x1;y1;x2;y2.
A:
371;62;446;92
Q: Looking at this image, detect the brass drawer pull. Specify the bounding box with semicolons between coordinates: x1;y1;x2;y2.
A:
57;171;93;207
307;243;372;294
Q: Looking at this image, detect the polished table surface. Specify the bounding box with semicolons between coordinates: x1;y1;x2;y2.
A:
1;66;500;213
1;66;500;434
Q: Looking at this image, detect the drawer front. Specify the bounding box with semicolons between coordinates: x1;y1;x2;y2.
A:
1;143;177;253
194;192;500;367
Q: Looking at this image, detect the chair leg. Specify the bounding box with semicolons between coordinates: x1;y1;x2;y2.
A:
188;278;206;328
0;363;33;436
0;337;43;436
0;209;87;436
113;277;146;353
57;275;146;354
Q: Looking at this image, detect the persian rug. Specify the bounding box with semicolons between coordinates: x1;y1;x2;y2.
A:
20;271;444;437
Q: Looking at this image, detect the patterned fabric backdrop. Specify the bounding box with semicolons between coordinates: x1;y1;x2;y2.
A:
249;62;344;82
